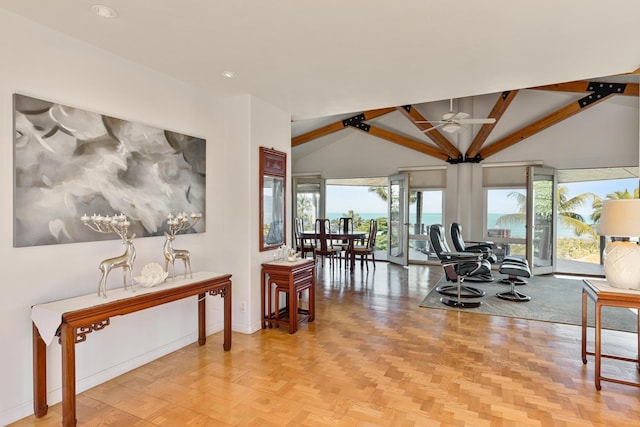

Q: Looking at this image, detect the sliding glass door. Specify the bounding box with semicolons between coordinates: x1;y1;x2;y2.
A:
387;173;408;266
527;166;556;275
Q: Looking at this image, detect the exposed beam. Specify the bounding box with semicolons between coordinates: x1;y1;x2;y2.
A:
466;90;519;160
349;123;450;161
478;91;616;160
531;80;639;96
291;107;395;147
395;106;461;160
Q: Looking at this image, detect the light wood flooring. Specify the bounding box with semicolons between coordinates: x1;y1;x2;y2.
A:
13;263;640;426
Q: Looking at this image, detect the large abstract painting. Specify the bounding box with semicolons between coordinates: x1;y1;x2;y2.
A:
13;94;206;247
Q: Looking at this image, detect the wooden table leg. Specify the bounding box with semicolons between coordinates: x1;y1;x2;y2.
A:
309;270;316;322
261;272;267;329
581;290;587;364
32;323;48;417
198;292;206;345
350;237;356;270
637;314;640;372
223;282;232;351
288;275;297;334
60;324;77;427
595;302;602;390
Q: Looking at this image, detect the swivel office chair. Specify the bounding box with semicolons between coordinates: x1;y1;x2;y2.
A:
429;224;492;301
450;223;497;264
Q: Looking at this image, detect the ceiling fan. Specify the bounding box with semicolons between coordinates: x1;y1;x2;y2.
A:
416;99;496;134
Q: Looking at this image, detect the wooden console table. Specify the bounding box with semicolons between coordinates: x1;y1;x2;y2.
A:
31;271;231;426
261;259;315;333
581;278;640;390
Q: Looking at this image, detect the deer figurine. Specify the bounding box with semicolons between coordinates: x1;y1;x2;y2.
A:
163;232;192;279
162;212;201;279
81;213;137;298
97;234;136;297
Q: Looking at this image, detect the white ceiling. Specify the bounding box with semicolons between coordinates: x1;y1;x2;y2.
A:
1;1;639;120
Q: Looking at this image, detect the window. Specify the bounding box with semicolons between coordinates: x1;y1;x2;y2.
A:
485;188;526;261
409;189;443;263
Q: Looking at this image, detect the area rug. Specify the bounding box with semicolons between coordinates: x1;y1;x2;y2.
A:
420;275;638;333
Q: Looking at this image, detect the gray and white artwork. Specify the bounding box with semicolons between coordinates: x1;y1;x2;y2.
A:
13;94;206;247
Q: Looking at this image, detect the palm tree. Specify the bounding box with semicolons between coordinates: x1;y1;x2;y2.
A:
368;186;388;202
591;188;639;223
557;186;599;238
496;186;598;238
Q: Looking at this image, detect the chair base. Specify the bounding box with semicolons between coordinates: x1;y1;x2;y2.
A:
464;274;494;282
496;289;531;302
499;277;527;286
436;284;486;298
440;297;482;308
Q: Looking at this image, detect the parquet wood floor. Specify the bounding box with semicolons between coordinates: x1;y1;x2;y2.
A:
13;263;640;426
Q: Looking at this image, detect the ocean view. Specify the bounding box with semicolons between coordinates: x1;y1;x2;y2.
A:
327;212;593;240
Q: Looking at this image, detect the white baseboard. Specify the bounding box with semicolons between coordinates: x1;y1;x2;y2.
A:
1;333;196;426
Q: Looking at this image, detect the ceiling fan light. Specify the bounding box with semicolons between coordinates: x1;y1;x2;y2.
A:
442;123;461;133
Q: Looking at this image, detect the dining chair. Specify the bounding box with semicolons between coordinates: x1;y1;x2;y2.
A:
294;217;314;259
337;217;354;266
313;218;341;268
353;219;377;270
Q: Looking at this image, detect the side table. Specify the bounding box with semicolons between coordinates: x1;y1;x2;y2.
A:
582;278;640;389
261;259;315;333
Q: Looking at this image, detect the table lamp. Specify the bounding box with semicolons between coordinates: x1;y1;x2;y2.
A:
598;199;640;290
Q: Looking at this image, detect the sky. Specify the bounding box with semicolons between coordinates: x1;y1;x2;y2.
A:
326;185;386;213
326;178;639;217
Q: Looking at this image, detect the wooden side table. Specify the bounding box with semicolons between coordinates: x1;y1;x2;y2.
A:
261;259;315;333
582;278;640;389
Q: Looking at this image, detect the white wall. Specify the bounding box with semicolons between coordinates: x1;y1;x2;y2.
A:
0;10;290;424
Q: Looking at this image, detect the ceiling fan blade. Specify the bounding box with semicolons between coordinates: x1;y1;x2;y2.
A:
452;112;469;120
421;123;446;133
442;112;456;121
457;118;497;125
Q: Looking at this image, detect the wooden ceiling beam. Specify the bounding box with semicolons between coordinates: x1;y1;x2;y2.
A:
395;106;462;160
466;90;519;160
349;123;450;161
478;92;615;160
531;81;639;96
291;107;395;147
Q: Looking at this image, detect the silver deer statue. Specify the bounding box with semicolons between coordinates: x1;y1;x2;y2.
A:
97;234;136;298
163;232;192;279
163;212;202;279
81;213;137;298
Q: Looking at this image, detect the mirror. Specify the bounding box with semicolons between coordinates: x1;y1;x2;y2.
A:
259;147;286;251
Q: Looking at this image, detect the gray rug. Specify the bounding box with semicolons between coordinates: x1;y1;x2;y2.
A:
420;275;638;333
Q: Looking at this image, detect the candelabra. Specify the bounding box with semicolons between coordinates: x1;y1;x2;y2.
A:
163;212;203;279
81;213;136;297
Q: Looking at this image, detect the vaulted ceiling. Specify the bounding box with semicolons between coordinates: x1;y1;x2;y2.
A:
292;74;640;163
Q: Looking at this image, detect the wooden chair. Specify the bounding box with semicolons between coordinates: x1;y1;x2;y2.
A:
294;218;314;259
313;218;341;268
353;219;377;270
337;217;354;266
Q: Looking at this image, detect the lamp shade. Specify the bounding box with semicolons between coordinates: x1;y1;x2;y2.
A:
598;199;640;237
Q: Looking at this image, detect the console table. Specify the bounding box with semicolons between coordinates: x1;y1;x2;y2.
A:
31;271;231;426
261;259;315;333
582;278;640;390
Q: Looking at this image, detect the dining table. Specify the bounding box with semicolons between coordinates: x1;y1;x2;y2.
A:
301;230;366;270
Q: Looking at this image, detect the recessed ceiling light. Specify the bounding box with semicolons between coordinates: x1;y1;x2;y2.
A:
221;70;236;79
91;4;118;18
